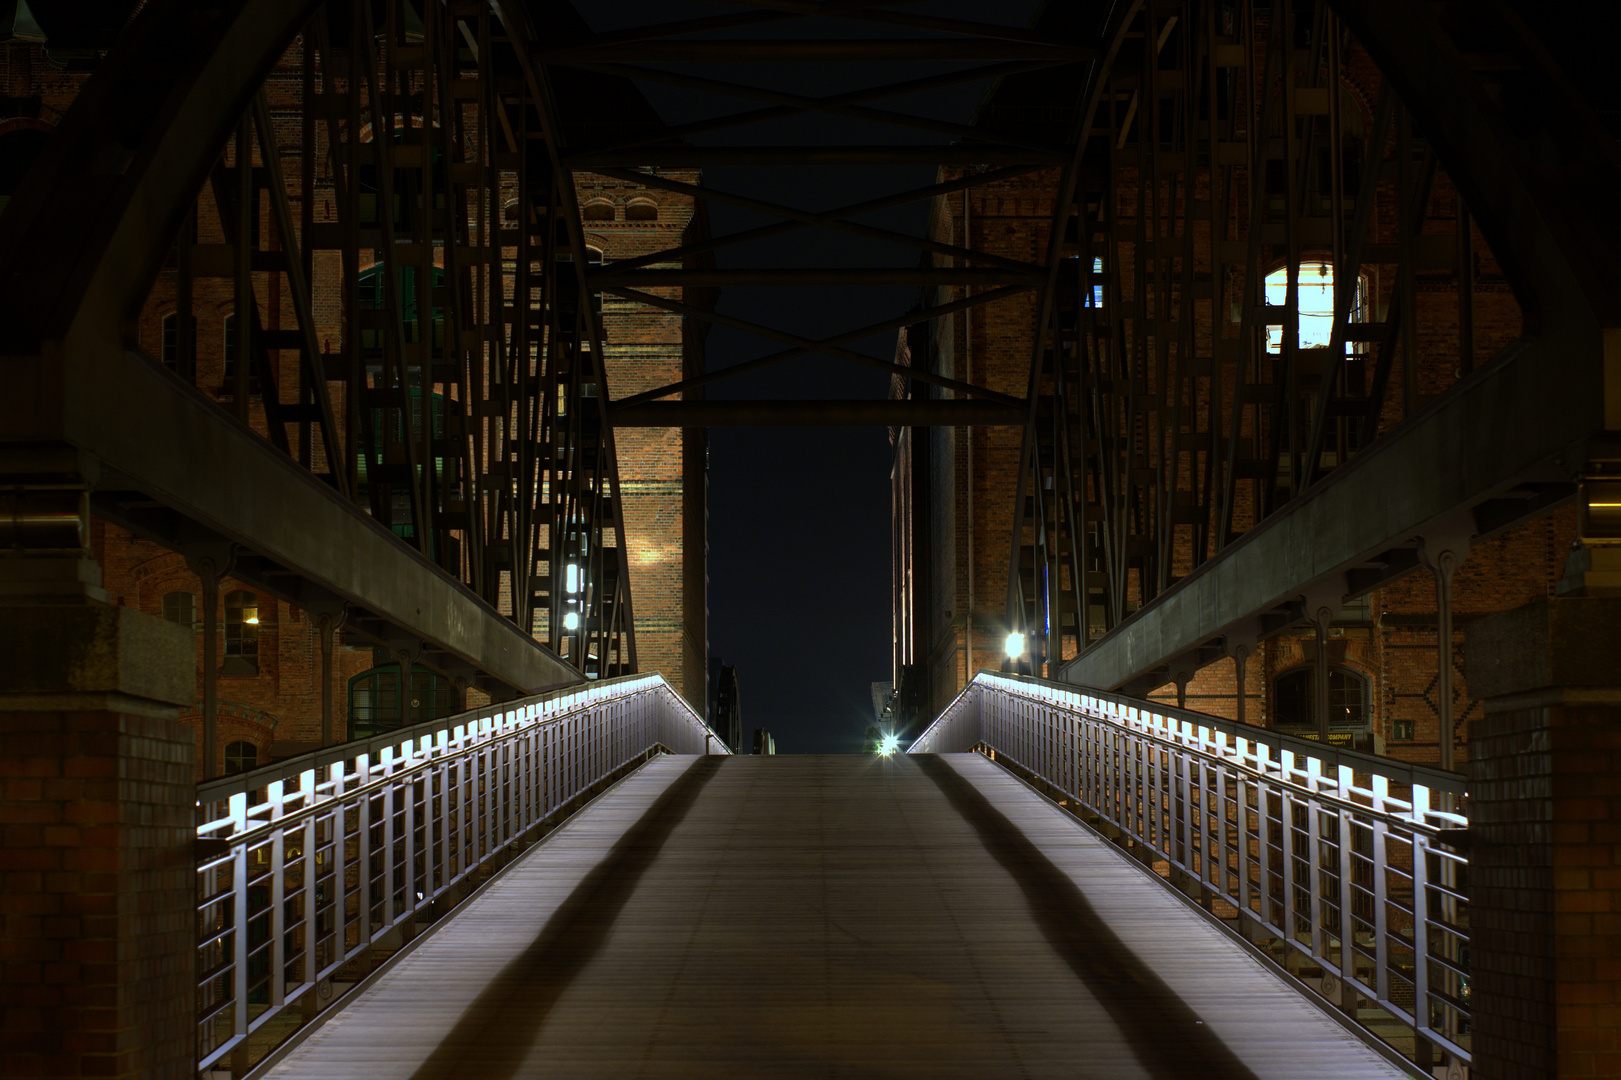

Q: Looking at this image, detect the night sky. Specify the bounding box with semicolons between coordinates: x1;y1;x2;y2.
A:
574;1;1039;752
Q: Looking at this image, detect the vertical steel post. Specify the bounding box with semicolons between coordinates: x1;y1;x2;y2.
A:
1314;605;1333;745
1433;549;1458;773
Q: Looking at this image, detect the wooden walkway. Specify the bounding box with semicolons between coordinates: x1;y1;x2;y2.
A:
262;754;1409;1079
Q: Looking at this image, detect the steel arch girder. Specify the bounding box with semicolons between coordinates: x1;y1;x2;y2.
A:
0;0;590;695
1055;0;1620;693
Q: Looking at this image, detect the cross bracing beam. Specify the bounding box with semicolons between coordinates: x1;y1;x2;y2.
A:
591;268;1044;287
608;399;1026;427
535;1;1096;530
565;60;1070;155
585;164;1053;274
568;146;1070;167
607;284;1031;407
581;166;1051;276
543;40;1098;63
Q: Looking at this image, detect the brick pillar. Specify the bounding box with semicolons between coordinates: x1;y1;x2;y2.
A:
0;604;196;1080
1466;596;1621;1080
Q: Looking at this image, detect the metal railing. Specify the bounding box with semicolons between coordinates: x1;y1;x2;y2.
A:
911;671;1469;1073
194;672;724;1075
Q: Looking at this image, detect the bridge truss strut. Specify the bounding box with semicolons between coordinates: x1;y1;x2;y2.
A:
1006;0;1621;699
0;0;641;695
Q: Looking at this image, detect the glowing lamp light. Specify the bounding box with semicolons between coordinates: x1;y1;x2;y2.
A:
565;563;580;594
245;616;260;625
563;610;580;631
1004;631;1025;659
879;733;901;757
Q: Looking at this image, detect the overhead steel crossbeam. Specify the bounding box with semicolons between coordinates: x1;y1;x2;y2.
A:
0;0;649;696
536;0;1099;424
1005;0;1621;695
565;60;1070;155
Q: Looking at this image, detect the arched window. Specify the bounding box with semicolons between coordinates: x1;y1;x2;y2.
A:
624;200;658;222
581;200;615;221
347;663;455;741
223;590;259;675
1264;260;1370;353
1273;664;1369;737
224;740;258;774
162;590;194;627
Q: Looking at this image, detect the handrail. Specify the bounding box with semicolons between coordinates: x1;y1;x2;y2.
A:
911;670;1470;1072
194;672;725;1074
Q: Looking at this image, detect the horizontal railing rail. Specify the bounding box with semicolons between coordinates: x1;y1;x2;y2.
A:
194;672;724;1075
911;671;1469;1073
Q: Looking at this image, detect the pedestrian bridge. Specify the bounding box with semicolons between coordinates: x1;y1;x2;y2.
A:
257;753;1402;1080
196;677;1465;1070
199;675;1465;1079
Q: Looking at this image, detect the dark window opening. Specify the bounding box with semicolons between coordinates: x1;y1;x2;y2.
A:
346;663;456;741
225;740;258;774
162;590;194;627
1273;664;1369;740
161;313;179;371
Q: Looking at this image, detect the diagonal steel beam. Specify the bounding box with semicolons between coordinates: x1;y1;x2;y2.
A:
608;399;1027;427
568;145;1070;167
574;0;930;46
564;59;1066;155
609;284;1032;407
592;267;1044;287
586;166;1049;275
545;39;1098;63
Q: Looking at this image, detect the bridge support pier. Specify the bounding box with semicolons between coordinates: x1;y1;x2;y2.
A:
1466;594;1621;1080
0;600;196;1080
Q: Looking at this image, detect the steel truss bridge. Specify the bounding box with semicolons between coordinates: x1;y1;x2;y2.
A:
0;0;1617;1077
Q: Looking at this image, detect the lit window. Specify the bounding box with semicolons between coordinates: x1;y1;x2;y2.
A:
1265;261;1338;352
224;589;259;674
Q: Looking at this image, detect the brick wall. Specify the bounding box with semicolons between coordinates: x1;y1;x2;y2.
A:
0;708;195;1080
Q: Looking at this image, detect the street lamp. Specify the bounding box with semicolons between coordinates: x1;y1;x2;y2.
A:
1004;630;1025;660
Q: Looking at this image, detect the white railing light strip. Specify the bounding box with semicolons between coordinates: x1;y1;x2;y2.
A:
909;669;1470;1073
194;670;725;1073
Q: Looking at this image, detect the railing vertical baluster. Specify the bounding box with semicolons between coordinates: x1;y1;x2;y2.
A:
231;792;249;1043
1372;775;1391;1005
382;748;396;928
302;789;317;994
269;780;287;1009
1337;765;1356;1003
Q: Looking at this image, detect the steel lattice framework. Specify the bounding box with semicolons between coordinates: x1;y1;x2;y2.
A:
1005;0;1621;704
0;0;647;694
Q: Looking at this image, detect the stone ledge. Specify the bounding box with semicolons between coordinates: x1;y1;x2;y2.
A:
0;604;194;708
1464;596;1621;700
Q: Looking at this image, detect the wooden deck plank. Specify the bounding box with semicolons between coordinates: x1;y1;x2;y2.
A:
263;754;1410;1080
